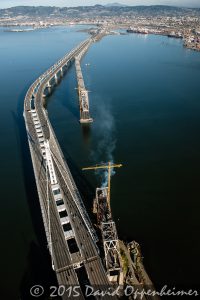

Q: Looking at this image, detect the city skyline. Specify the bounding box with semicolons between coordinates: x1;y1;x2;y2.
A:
0;0;200;9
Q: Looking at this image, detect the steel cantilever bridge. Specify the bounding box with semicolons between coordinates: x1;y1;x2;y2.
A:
24;30;116;299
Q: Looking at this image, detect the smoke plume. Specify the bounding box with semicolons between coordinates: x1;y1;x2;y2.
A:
91;97;116;187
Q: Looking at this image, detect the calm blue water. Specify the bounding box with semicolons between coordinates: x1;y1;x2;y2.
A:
1;26;200;298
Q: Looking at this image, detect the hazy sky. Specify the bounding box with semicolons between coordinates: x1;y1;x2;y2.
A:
0;0;200;9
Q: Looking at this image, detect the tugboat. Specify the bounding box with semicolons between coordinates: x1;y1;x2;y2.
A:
127;27;135;33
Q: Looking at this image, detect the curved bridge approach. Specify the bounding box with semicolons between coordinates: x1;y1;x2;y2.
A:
24;32;115;299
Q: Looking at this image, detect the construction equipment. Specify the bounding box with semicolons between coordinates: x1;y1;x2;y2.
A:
83;162;123;283
82;162;122;213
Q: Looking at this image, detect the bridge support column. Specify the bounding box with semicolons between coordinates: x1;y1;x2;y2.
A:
47;81;51;88
55;73;58;84
60;67;63;77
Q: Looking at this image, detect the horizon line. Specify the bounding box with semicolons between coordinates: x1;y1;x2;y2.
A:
0;4;199;9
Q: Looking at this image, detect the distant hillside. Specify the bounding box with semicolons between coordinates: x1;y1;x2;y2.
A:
105;3;129;7
0;5;200;18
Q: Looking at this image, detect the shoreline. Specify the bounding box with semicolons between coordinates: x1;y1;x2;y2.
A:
1;22;199;53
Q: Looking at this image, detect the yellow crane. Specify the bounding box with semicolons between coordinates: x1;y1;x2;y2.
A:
82;162;122;213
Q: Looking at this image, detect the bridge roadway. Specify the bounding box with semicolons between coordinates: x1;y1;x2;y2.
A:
24;35;117;300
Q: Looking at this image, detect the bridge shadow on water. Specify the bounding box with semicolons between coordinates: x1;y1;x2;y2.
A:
12;86;58;299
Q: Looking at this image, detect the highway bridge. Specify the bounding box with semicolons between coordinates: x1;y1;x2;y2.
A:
24;32;117;299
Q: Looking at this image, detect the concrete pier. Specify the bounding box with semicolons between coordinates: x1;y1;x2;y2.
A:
54;73;58;84
75;42;93;123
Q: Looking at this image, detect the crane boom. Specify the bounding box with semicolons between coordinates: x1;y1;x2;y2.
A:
82;162;122;213
82;163;122;171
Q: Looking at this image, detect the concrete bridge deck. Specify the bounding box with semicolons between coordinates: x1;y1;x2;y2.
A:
75;42;93;123
24;33;116;299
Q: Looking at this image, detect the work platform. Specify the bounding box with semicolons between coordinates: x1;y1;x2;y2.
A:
75;53;93;124
94;187;123;285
